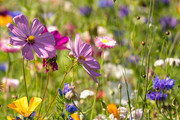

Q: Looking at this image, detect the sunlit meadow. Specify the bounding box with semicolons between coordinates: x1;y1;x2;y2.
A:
0;0;180;120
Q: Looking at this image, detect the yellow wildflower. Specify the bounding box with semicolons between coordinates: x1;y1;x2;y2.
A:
107;103;119;118
8;97;42;118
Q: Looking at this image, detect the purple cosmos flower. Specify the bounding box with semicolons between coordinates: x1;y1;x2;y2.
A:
65;104;78;113
119;6;129;18
147;91;167;101
160;16;177;31
69;34;101;83
6;14;56;60
98;0;113;8
79;6;92;16
42;27;69;50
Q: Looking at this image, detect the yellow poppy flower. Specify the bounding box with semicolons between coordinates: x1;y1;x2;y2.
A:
107;103;119;118
0;15;12;26
7;116;15;120
70;113;80;120
8;97;42;118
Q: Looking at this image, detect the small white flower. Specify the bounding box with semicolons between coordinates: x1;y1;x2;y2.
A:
118;107;127;119
165;58;180;66
109;114;118;120
97;26;107;35
128;109;143;120
80;90;94;99
154;59;165;67
93;114;107;120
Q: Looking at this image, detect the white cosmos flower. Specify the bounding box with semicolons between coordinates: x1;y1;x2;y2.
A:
165;58;180;66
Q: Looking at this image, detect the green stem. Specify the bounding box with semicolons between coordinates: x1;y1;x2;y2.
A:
37;71;49;120
23;58;29;101
43;63;75;119
122;71;132;119
90;86;98;120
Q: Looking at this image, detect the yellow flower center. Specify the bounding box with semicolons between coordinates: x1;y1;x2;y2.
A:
79;56;86;61
101;39;109;43
27;35;35;43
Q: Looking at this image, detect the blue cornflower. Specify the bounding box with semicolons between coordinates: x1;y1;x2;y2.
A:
160;16;177;31
58;88;63;96
69;115;73;120
15;116;21;120
0;63;7;72
147;91;167;101
63;83;71;95
98;0;113;8
165;77;175;90
79;6;92;16
61;113;65;119
153;76;175;90
119;6;129;18
8;11;21;18
65;104;78;113
23;111;36;120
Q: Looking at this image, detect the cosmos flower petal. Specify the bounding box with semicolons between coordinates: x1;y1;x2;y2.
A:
6;23;26;38
21;43;34;60
10;36;26;46
13;14;29;36
69;38;77;57
86;57;100;69
74;33;81;56
35;32;55;46
32;43;49;59
28;97;42;112
79;43;92;57
35;42;56;58
30;18;44;37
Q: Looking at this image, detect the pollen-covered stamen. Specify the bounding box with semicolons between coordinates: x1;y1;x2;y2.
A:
79;55;86;61
101;39;109;43
27;35;35;43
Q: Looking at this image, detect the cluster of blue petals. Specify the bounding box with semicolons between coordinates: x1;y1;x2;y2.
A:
147;76;175;101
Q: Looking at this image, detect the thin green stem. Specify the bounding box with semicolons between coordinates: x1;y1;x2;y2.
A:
37;71;49;120
90;86;98;120
122;71;132;119
43;63;75;118
23;58;29;101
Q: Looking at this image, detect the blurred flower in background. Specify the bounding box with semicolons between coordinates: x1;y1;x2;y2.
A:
0;39;21;53
98;0;113;8
2;77;19;90
42;26;69;50
80;90;94;99
79;6;92;16
0;10;12;26
94;36;116;49
128;109;143;120
0;63;7;72
119;6;129;18
160;16;177;30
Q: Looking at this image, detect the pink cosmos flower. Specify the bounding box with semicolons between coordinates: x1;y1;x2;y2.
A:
94;36;116;49
69;34;101;83
0;39;20;53
6;14;56;60
42;26;69;50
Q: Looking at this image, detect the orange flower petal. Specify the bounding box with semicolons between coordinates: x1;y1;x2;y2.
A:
107;103;119;118
71;113;80;120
